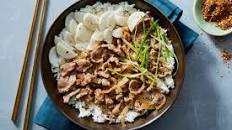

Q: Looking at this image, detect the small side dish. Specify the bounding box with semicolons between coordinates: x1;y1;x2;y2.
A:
202;0;232;30
48;2;178;126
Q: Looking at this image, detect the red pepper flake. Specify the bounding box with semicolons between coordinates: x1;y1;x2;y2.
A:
221;49;232;62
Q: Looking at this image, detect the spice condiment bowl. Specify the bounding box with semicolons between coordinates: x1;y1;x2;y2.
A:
193;0;232;36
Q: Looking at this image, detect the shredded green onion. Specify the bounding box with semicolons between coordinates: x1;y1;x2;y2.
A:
151;26;179;76
118;20;178;87
135;20;158;60
109;69;147;78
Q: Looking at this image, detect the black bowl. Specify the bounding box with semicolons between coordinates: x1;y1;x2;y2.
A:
41;0;185;129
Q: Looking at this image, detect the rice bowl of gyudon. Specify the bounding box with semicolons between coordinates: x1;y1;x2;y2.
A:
41;0;185;129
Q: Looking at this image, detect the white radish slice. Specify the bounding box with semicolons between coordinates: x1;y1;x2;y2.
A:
75;42;89;51
56;40;77;59
67;19;78;34
98;11;116;31
54;36;63;45
83;13;99;31
114;7;128;26
74;11;85;23
103;28;112;44
112;28;123;38
75;23;93;42
114;15;128;27
87;30;104;50
127;11;146;32
65;12;75;28
92;30;104;41
61;30;75;46
49;47;62;67
87;40;99;51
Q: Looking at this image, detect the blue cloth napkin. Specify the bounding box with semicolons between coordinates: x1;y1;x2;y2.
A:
34;0;199;130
